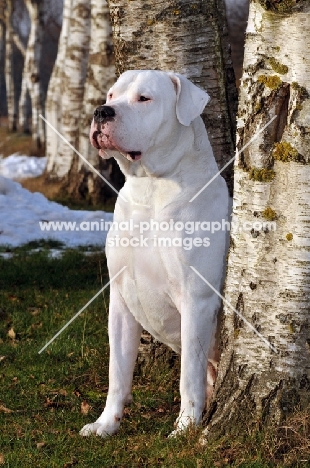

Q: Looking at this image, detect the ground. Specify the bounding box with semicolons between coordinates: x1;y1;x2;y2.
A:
0;128;309;467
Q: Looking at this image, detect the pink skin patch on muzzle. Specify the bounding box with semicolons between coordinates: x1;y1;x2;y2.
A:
89;106;142;162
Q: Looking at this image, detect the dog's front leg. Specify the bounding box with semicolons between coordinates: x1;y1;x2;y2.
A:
80;285;142;438
171;293;220;436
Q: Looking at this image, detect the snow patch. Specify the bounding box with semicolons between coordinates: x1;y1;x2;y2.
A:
0;153;47;179
0;175;113;248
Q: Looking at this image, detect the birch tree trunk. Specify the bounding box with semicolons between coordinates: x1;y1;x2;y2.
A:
18;0;46;151
63;0;120;202
108;0;237;192
205;0;310;438
47;0;90;179
0;3;5;119
45;0;72;175
4;0;17;131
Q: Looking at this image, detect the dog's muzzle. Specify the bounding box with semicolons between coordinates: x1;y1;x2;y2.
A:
93;105;115;123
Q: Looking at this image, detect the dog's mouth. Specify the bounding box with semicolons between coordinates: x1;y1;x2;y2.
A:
92;130;102;150
92;131;142;162
127;151;142;161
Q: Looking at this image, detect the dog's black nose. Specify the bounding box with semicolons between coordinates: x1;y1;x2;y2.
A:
94;105;115;123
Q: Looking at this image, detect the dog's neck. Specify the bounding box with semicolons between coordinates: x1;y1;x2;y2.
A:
114;117;217;183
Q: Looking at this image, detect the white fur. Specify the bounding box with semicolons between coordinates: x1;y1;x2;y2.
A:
80;70;229;438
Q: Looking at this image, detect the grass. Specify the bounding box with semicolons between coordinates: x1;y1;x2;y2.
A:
0;249;309;467
0;123;309;466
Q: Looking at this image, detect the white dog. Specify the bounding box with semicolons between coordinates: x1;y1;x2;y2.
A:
80;70;229;437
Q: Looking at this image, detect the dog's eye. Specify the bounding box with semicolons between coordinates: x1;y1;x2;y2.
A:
108;93;113;99
139;96;150;102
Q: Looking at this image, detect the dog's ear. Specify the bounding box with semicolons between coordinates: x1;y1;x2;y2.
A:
168;73;210;126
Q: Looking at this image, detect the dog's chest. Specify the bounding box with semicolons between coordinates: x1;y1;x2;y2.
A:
106;178;183;350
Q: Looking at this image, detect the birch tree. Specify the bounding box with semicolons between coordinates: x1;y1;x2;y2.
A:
0;2;5;115
18;0;46;150
46;0;91;179
205;0;310;437
4;0;17;131
64;0;117;201
45;0;72;176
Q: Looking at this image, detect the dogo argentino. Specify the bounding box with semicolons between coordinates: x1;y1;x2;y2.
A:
80;70;229;437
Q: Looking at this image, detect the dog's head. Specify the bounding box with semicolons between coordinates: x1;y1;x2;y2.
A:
90;70;210;165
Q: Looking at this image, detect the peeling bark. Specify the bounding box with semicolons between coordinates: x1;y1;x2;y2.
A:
205;0;310;439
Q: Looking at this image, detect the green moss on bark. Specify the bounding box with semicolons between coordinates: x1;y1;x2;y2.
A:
258;0;306;13
273;142;299;162
249;167;276;182
262;207;277;221
269;58;288;74
258;75;282;90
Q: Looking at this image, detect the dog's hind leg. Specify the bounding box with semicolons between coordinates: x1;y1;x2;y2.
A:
80;285;142;438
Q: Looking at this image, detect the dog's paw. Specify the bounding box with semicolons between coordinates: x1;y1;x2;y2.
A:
168;428;183;438
168;416;199;438
79;423;110;438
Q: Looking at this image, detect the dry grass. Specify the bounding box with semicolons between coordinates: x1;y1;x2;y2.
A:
0;122;45;157
206;410;310;467
267;411;310;466
19;174;64;199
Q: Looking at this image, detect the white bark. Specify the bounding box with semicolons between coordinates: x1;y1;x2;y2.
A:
4;0;17;131
0;4;5;117
49;0;90;178
206;0;310;436
19;0;46;149
45;0;72;175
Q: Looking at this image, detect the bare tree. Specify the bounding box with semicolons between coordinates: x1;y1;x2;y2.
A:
45;0;72;176
55;0;91;180
4;0;17;131
205;0;310;438
18;0;46;150
0;0;5;119
63;0;118;202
